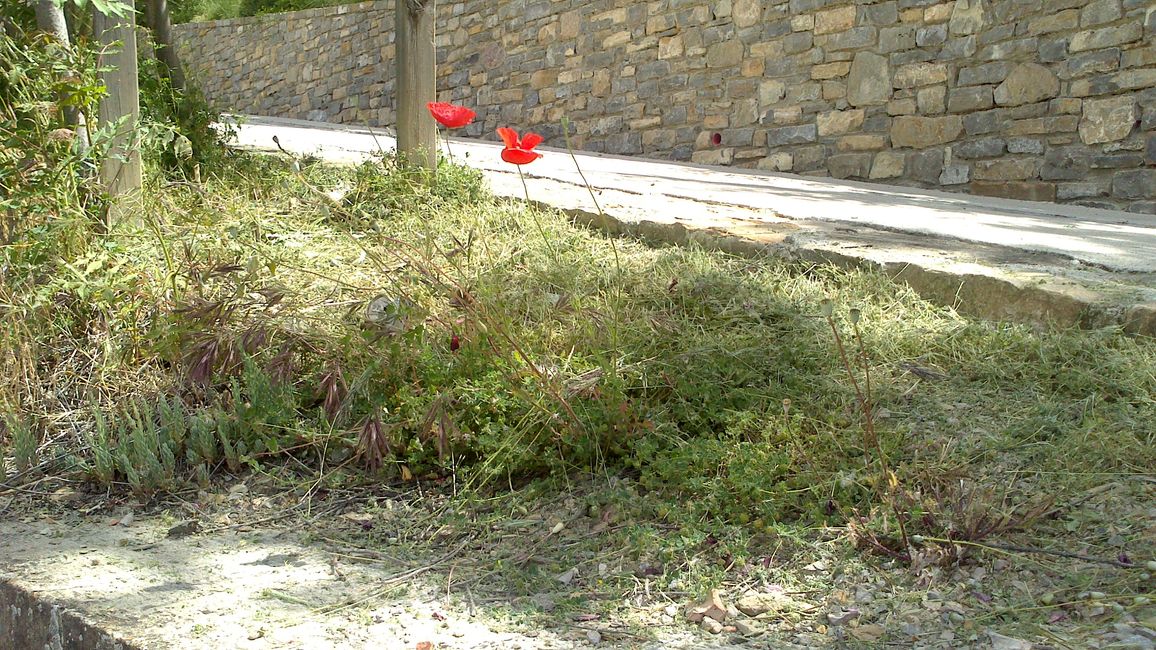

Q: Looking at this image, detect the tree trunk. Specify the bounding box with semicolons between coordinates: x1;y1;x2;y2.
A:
396;0;436;171
92;0;143;222
32;0;69;44
32;0;89;150
144;0;186;91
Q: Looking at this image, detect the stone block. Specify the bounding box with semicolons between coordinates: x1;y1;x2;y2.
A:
906;148;946;184
1092;153;1144;169
917;85;946;114
757;80;787;109
1079;96;1138;144
707;41;744;67
791;14;814;31
891;115;964;148
994;64;1060;107
1008;115;1080;135
949;0;987;35
1071;69;1156;97
1028;10;1079;35
1007;138;1045;154
826;27;878;51
971;181;1058;202
784;32;814;54
1081;0;1123;26
940;163;971;185
692;148;736;165
887;98;918;115
870;151;906;178
757;152;793;171
948;86;994;113
863;2;899;26
1064;49;1120;80
1069;22;1143;52
1112;169;1156;198
879;25;916;52
1147;134;1156;165
894;62;949;88
837;134;888;151
815;6;858;35
1041;147;1092;180
766;124;818;146
1057;182;1109;200
733;0;762;28
916;24;947;46
847;52;892;106
812;62;852;80
958;61;1012;86
817;109;866;136
955;137;1006;159
973;158;1042;181
828;153;873;178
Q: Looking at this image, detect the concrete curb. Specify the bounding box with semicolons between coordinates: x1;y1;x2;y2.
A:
0;580;140;650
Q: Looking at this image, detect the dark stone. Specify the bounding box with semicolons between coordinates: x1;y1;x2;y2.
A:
1091;153;1144;169
1041;148;1092;180
766;125;818;146
828;153;874;179
1147;135;1156;165
971;180;1058;202
955;137;1006;159
1038;38;1069;63
963;109;1008;135
906;148;945;184
1113;169;1156;199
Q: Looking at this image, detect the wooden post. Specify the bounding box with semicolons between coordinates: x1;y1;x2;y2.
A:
396;0;436;171
93;0;143;222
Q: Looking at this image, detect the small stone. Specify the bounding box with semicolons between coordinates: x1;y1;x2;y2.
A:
586;629;602;645
1079;96;1138;145
987;631;1034;650
686;589;728;624
826;608;860;626
701;618;724;634
733;619;762;636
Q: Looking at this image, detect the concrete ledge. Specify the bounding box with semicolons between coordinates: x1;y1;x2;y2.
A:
0;580;139;650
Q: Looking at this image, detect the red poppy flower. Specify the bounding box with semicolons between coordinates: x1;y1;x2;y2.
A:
497;127;544;165
427;102;476;129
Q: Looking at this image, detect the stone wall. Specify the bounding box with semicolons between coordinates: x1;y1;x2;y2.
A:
173;0;1156;213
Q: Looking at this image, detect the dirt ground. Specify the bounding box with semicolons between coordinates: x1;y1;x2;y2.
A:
1;472;1153;650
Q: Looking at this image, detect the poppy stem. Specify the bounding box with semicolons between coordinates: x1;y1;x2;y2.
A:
517;166;557;261
561;116;622;377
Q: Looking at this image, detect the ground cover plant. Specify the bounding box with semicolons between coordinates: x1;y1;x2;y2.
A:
3;23;1154;648
2;141;1154;646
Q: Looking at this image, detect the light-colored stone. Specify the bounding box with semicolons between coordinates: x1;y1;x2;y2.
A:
847;51;891;106
1069;22;1143;52
758;152;793;171
894;62;949;88
816;5;857;35
732;0;762;28
1079;96;1137;145
812;62;852;80
817;109;866;136
949;0;986;35
706;40;743;68
870;151;905;178
759;80;786;107
994;63;1059;107
891;116;964;148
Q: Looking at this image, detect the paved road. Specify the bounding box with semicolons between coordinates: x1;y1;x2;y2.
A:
232;115;1156;273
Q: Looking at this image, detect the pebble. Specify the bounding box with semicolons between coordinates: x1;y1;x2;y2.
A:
702;618;724;634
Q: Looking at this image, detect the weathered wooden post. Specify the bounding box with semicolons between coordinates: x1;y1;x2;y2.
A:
92;0;143;224
396;0;436;171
